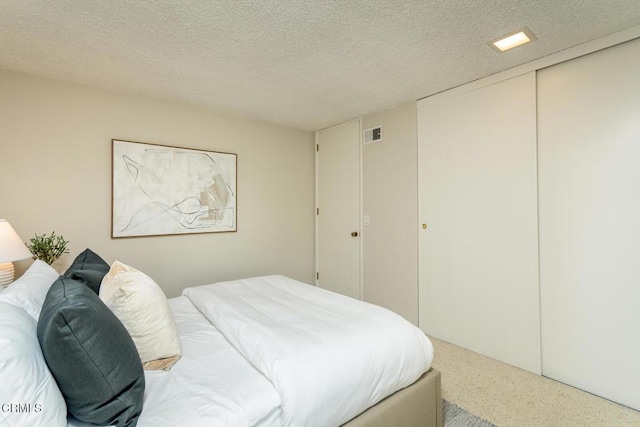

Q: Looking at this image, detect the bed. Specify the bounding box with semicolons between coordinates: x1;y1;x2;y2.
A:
1;257;441;427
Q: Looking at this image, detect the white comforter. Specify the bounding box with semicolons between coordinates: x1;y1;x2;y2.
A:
68;297;281;427
183;275;433;427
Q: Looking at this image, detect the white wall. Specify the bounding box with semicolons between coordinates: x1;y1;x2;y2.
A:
362;103;418;324
0;69;315;297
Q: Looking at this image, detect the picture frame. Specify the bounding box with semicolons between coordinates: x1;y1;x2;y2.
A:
112;139;237;238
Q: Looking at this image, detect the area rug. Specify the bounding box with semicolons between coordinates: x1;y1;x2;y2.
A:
443;400;497;427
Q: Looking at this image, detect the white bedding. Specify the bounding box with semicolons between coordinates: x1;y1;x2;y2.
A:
183;275;434;427
68;296;281;427
68;276;433;427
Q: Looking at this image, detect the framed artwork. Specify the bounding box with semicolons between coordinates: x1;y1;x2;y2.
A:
112;139;237;238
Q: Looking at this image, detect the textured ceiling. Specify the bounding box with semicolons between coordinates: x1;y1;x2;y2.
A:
1;1;640;131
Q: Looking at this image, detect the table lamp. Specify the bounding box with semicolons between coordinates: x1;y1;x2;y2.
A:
0;219;33;289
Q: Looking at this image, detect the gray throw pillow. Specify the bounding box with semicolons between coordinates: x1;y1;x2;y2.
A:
63;248;110;294
37;276;145;427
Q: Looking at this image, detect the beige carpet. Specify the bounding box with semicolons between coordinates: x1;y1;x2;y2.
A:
430;336;640;427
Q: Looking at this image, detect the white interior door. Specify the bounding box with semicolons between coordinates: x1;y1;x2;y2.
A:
538;38;640;410
316;120;361;299
417;72;540;374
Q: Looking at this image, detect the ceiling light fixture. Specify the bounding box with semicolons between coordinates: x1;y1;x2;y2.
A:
489;27;537;53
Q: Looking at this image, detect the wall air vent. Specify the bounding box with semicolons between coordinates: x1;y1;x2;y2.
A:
363;126;382;145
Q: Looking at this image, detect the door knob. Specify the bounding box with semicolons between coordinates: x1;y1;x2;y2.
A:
422;223;427;229
351;231;359;237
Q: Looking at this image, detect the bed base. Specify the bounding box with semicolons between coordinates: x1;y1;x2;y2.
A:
342;368;442;427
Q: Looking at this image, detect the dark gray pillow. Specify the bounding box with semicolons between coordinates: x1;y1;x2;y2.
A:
37;276;144;427
63;248;110;294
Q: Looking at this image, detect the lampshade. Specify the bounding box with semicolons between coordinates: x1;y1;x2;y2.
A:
0;219;32;288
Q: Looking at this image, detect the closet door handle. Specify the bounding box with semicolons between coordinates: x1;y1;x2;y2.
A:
351;231;359;237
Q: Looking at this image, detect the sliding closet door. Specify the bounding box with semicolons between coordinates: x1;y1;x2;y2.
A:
538;38;640;410
418;72;540;373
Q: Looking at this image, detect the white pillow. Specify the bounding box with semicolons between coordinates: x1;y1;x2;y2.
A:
0;260;59;320
99;261;181;370
0;302;67;426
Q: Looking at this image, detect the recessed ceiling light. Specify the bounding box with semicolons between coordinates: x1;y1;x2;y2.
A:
489;27;537;53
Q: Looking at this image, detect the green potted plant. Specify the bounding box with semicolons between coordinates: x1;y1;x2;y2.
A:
26;232;69;265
